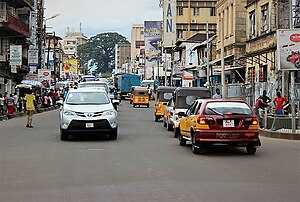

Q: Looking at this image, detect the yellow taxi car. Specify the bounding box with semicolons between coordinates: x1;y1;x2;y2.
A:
178;99;261;155
132;86;149;108
154;86;177;122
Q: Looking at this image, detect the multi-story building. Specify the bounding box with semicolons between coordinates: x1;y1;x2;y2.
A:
61;31;87;56
162;0;217;85
114;43;131;74
0;0;34;94
245;0;292;97
214;0;247;84
130;24;145;76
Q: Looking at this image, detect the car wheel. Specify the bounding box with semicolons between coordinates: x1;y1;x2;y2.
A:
179;131;186;146
174;127;180;138
246;146;256;155
191;135;202;154
167;121;173;131
133;104;136;108
60;129;68;141
109;129;118;140
155;116;159;122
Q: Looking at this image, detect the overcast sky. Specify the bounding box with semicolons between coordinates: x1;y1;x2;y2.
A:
44;0;162;40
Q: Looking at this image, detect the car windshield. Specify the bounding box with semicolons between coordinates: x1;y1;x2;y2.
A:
176;95;198;109
204;102;252;115
66;92;110;105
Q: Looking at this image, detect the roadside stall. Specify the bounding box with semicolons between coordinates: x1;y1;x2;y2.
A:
15;80;45;111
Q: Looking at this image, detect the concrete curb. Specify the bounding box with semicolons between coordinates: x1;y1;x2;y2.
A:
259;129;300;140
0;105;59;122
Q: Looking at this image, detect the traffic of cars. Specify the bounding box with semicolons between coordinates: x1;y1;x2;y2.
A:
58;75;261;155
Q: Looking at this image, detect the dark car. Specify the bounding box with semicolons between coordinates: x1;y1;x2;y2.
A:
178;99;261;154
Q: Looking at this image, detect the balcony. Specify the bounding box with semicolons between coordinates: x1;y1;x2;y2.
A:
0;12;29;37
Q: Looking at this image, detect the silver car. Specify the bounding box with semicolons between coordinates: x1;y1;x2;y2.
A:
59;88;118;141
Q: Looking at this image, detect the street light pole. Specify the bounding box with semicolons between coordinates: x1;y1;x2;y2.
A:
220;17;226;98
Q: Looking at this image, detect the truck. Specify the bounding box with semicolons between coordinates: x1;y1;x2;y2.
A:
117;74;141;99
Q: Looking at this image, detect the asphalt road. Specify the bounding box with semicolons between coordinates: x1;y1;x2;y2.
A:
0;100;299;202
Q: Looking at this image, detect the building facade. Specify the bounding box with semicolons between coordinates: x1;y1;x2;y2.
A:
215;0;247;84
0;0;34;94
245;0;292;97
114;43;131;74
130;24;145;76
61;31;87;56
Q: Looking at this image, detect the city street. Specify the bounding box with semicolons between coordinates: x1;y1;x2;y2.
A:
0;100;299;202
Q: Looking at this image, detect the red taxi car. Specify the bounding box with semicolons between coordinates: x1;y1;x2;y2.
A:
178;99;261;154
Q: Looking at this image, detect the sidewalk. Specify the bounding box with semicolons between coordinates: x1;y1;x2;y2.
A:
0;105;60;122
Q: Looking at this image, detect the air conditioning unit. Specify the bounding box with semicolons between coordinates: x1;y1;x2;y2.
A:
191;19;197;24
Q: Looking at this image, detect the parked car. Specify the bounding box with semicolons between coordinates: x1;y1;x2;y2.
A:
59;88;118;141
178;99;261;154
163;87;211;133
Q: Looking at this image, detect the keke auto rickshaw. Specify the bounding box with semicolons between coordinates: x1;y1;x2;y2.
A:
129;86;139;104
162;87;210;137
154;86;177;122
132;86;149;108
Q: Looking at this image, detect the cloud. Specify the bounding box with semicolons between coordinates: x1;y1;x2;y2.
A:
44;0;162;40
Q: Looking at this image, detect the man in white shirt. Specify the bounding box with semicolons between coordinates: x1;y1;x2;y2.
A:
212;88;222;99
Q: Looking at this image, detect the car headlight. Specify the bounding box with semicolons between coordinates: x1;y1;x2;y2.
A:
102;109;115;116
64;110;77;116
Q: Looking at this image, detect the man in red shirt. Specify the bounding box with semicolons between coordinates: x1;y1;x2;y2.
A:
273;91;288;116
252;96;269;116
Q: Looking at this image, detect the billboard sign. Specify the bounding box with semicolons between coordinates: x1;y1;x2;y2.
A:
144;21;162;78
163;0;176;48
277;29;300;71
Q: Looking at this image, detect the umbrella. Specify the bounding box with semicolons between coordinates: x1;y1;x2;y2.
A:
21;80;43;87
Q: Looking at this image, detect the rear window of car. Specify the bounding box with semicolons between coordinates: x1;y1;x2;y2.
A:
66;92;110;105
78;83;108;92
204;102;252;115
176;95;198;109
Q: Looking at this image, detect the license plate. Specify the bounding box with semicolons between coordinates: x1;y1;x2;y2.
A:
216;133;240;139
223;120;234;127
85;123;94;128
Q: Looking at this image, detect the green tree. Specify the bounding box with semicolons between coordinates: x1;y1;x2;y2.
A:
78;32;130;74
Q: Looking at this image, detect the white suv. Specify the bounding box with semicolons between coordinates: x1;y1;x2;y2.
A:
59;88;118;141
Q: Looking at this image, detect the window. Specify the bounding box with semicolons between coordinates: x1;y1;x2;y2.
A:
259;65;267;82
261;3;269;34
210;7;216;16
177;7;183;16
177;30;183;39
249;10;256;38
140;30;144;35
248;67;255;83
193;7;200;16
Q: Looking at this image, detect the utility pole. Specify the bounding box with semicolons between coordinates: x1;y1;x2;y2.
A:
290;0;296;133
36;0;44;70
220;18;226;98
206;21;210;86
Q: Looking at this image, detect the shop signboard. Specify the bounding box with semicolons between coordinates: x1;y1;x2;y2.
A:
38;69;51;81
10;45;22;66
277;29;300;71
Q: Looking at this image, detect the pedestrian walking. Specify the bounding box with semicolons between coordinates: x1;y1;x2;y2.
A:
212;88;222;99
25;89;36;128
273;91;288;116
5;94;15;115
